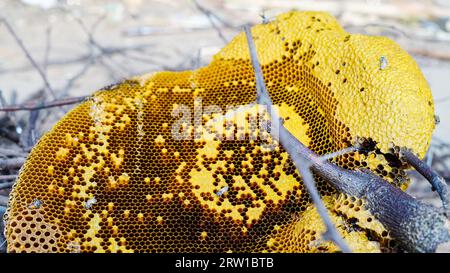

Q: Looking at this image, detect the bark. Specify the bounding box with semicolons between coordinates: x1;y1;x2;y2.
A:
312;153;450;252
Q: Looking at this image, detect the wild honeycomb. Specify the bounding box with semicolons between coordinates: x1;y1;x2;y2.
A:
4;11;435;253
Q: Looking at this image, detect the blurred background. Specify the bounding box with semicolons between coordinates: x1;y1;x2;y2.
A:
0;0;450;245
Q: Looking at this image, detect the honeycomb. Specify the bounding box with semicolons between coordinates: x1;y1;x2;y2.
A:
4;11;435;253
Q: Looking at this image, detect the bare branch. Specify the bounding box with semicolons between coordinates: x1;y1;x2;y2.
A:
21;108;40;149
0;201;6;253
59;59;94;97
401;148;450;215
0;18;57;99
43;25;52;73
0;96;86;112
0;158;24;170
0;175;17;182
0;148;26;157
72;14;133;79
0;90;8;109
71;13;107;48
193;0;229;44
0;196;8;207
244;25;352;253
0;43;155;75
192;0;235;29
0;182;15;190
0;116;20;144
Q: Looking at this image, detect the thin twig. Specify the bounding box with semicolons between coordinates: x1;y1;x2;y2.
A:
0;90;8;109
402;148;450;215
0;44;155;75
0;203;6;253
193;0;228;44
0;158;25;170
0;195;8;206
0;148;26;157
0;96;86;112
344;23;412;39
192;0;235;29
60;58;95;97
436;95;450;104
97;58;124;81
0;175;17;182
23;109;40;148
43;25;52;73
0;182;15;190
26;26;54;146
0;239;6;253
244;25;352;253
426;146;435;167
119;51;166;66
0;18;57;99
73;14;132;79
0;116;20;144
71;13;106;47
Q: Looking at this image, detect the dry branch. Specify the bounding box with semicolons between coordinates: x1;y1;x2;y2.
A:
192;0;235;29
401;148;450;215
0;96;85;112
0;148;26;157
60;60;94;97
0;175;17;182
0;18;56;99
314;162;450;252
0;43;155;75
0;196;8;208
280;132;450;252
244;26;352;253
0;182;14;190
43;26;52;73
0;202;6;253
21;108;40;148
193;0;229;44
0;158;25;170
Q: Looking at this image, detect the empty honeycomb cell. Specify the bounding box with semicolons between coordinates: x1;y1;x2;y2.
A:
4;11;434;253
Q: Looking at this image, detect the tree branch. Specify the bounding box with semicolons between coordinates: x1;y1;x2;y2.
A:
0;148;26;157
0;96;86;112
193;0;229;44
244;25;352;253
192;0;235;29
0;182;15;190
0;43;155;75
401;148;450;215
0;196;8;207
0;158;25;170
0;18;57;99
0;175;17;182
0;202;6;253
